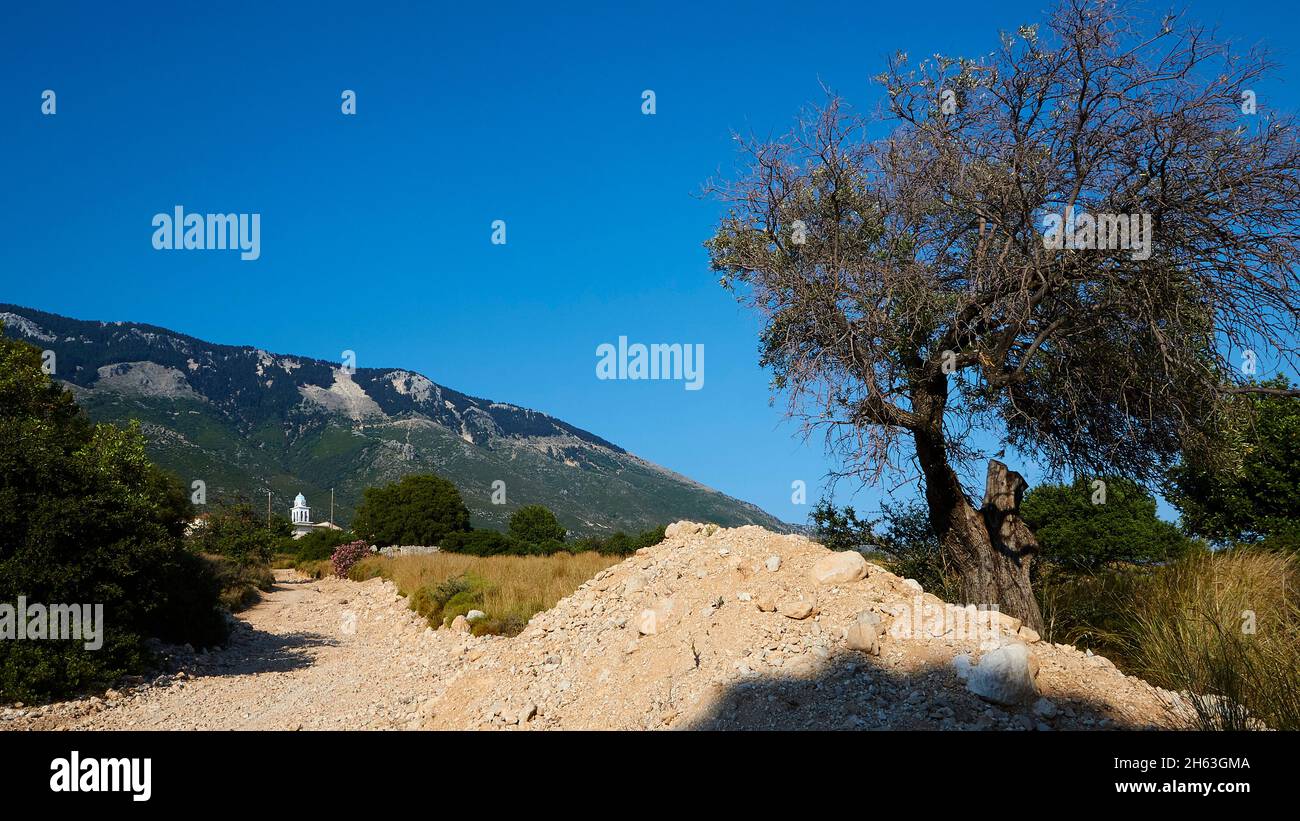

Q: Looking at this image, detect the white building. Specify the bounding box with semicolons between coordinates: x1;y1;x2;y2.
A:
290;492;341;539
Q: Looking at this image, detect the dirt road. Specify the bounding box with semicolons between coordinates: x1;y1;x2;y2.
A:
6;570;482;730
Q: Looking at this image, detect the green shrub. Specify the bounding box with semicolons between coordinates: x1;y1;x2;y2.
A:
407;575;472;626
567;525;666;556
508;504;567;546
0;332;228;701
188;499;278;565
440;529;520;556
203;553;276;613
290;528;354;562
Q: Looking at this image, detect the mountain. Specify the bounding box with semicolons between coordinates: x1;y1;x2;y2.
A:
0;304;790;536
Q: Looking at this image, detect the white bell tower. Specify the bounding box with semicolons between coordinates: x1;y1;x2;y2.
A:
291;493;311;525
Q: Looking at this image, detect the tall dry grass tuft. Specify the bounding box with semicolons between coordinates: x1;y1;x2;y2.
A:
346;551;620;636
1126;550;1300;731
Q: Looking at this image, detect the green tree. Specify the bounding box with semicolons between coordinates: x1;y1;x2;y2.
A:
0;331;227;701
508;504;567;546
352;474;471;546
1167;378;1300;551
1021;477;1195;571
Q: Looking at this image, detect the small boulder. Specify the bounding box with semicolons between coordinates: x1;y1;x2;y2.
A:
466;609;487;622
809;551;868;586
961;643;1040;705
1017;625;1041;643
756;594;777;613
845;612;883;655
450;615;471;634
765;556;782;572
778;597;817;620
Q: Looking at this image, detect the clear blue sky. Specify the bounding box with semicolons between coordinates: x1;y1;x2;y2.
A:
3;1;1297;525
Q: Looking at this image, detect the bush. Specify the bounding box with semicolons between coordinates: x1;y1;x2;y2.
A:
188;499;278;566
352;474;470;547
331;540;370;579
0;332;229;701
408;575;472;625
440;529;520;556
203;553;277;612
567;525;666;556
508;505;567;546
290;528;354;562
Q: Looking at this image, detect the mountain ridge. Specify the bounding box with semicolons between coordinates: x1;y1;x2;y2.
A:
1;304;790;536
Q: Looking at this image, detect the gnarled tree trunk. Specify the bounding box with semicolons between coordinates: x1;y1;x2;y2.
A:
915;426;1044;631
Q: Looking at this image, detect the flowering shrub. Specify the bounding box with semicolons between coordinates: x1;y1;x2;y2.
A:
331;540;370;579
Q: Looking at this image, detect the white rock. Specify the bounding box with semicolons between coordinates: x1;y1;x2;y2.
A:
765;556;781;572
903;578;923;593
636;610;657;635
466;610;487;622
808;551;868;586
962;643;1040;705
845;612;882;655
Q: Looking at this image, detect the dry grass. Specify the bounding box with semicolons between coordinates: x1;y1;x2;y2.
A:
337;551;621;635
1126;550;1300;730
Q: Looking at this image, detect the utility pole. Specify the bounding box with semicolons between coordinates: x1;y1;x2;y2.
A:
330;487;335;526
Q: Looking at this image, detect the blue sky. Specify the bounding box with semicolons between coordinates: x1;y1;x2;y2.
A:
2;1;1297;525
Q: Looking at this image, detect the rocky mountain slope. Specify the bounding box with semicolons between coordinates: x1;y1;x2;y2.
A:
5;523;1189;731
0;304;788;535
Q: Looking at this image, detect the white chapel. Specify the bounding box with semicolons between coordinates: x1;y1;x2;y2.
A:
290;492;342;539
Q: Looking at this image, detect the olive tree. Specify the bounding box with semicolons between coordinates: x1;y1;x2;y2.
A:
705;0;1300;628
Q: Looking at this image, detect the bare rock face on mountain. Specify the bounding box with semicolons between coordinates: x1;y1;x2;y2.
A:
423;523;1191;731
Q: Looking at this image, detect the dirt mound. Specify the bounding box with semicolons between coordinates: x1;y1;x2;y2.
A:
424;522;1189;730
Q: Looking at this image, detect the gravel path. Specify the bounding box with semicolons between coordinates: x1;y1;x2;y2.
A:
6;570;488;730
